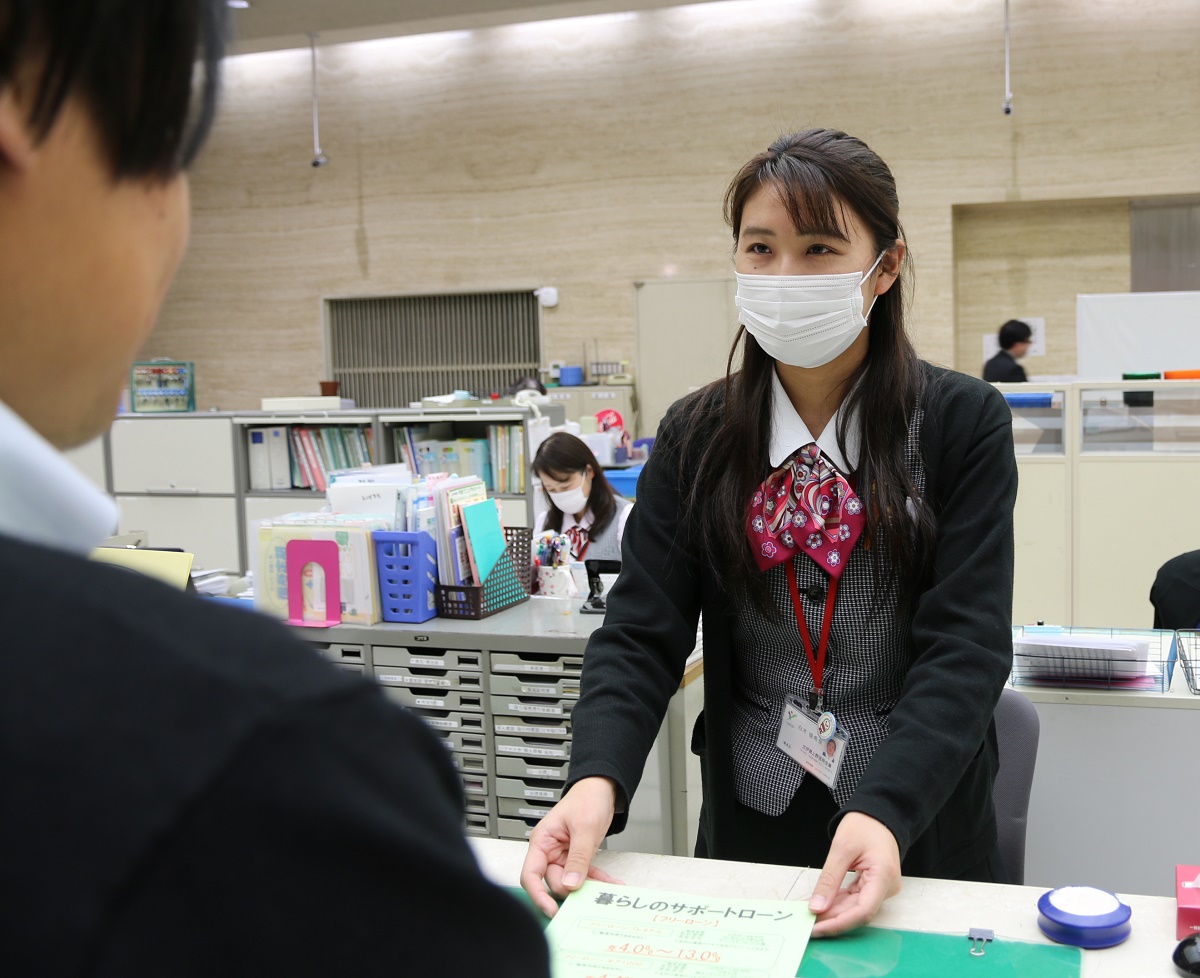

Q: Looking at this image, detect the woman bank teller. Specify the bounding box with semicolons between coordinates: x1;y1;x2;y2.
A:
531;432;633;562
521;128;1017;937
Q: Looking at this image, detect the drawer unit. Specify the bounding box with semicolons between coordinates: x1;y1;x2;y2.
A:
495;776;564;805
493;716;571;740
373;666;484;694
465;813;492;837
381;685;486;713
373;645;483;672
498;796;553;820
497;816;540;841
449;751;493;777
465;793;491;817
490;673;580;699
491;652;583;678
490;693;574;719
309;642;368;671
412;708;486;735
461;772;489;798
438;729;488;754
495;735;572;761
495;755;570;782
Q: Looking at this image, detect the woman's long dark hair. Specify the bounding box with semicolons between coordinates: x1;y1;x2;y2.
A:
531;432;618;537
677;128;937;615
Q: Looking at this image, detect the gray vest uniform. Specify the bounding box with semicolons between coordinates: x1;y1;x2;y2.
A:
577;495;630;562
730;408;927;812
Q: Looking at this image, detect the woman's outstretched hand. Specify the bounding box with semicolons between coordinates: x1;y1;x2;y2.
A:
520;776;625;917
807;812;902;937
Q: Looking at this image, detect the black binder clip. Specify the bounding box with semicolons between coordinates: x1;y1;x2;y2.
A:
968;927;994;956
580;559;621;615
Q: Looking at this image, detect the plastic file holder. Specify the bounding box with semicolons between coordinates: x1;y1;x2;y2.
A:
436;527;532;620
373;530;438;623
1010;626;1177;693
1177;631;1200;694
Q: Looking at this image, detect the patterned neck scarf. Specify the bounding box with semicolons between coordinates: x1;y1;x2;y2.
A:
746;443;866;579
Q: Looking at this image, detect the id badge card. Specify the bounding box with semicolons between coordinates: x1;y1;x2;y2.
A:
777;698;851;789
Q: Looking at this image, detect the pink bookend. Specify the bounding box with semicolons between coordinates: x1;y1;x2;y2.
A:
285;538;341;628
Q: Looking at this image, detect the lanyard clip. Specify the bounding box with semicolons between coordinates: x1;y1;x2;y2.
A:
815;688;824;713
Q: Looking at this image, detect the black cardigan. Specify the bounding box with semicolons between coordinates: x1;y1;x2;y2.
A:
566;363;1017;878
1;536;549;976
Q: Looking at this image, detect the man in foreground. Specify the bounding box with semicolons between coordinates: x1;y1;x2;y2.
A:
0;3;548;973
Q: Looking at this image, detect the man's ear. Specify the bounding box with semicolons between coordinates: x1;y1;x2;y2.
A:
0;86;38;172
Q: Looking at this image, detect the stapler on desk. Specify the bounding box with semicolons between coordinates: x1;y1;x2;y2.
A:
580;559;621;615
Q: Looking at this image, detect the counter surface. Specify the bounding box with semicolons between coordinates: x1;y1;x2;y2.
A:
471;838;1181;977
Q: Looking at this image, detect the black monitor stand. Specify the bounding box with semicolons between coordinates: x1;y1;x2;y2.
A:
580;559;621;615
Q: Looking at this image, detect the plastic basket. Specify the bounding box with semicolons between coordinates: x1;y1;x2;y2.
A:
1178;631;1200;694
1010;625;1176;693
374;530;438;623
436;527;532;620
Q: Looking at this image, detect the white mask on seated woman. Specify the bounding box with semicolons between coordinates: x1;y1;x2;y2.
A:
548;485;589;515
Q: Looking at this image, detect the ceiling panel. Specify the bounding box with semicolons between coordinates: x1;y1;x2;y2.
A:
228;0;717;51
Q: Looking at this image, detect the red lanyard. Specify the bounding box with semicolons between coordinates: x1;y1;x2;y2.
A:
784;559;839;713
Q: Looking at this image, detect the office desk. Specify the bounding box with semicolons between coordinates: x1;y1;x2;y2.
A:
470;838;1182;976
1013;669;1200;897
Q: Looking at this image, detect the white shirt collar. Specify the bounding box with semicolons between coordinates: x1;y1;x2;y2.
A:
0;400;118;554
768;368;861;473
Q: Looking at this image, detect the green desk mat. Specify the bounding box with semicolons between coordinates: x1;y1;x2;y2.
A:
505;886;1082;977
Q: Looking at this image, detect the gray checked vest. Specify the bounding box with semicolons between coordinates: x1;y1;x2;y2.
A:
730;407;927;813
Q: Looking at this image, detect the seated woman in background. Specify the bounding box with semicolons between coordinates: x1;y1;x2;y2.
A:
531;432;633;561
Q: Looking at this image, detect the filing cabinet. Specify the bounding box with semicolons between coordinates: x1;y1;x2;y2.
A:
374;643;493;836
489;649;580;842
291;608;688;854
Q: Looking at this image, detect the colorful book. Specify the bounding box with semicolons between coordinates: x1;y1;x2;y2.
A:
298;428;327;492
290;428;313;488
460;497;506;584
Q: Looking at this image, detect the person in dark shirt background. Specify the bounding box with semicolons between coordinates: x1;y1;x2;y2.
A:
983;319;1033;382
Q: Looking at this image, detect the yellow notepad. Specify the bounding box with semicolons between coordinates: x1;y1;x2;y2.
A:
91;547;194;590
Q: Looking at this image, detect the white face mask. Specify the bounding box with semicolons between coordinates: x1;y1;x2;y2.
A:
734;252;885;368
547;485;588;516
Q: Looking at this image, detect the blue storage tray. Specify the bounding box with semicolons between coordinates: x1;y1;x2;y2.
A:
605;463;644;499
373;530;438;623
1003;392;1053;409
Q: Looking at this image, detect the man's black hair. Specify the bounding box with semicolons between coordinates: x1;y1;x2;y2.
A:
998;319;1032;351
0;0;226;179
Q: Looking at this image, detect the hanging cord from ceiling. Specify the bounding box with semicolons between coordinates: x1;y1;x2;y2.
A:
1002;0;1014;115
309;32;329;166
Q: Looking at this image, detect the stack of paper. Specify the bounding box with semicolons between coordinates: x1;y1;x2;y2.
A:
1013;634;1160;688
190;568;230;596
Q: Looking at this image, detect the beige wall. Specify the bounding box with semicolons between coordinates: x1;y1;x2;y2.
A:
954;198;1131;377
147;0;1200;409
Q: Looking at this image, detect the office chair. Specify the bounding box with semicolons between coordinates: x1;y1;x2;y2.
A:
992;688;1040;885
